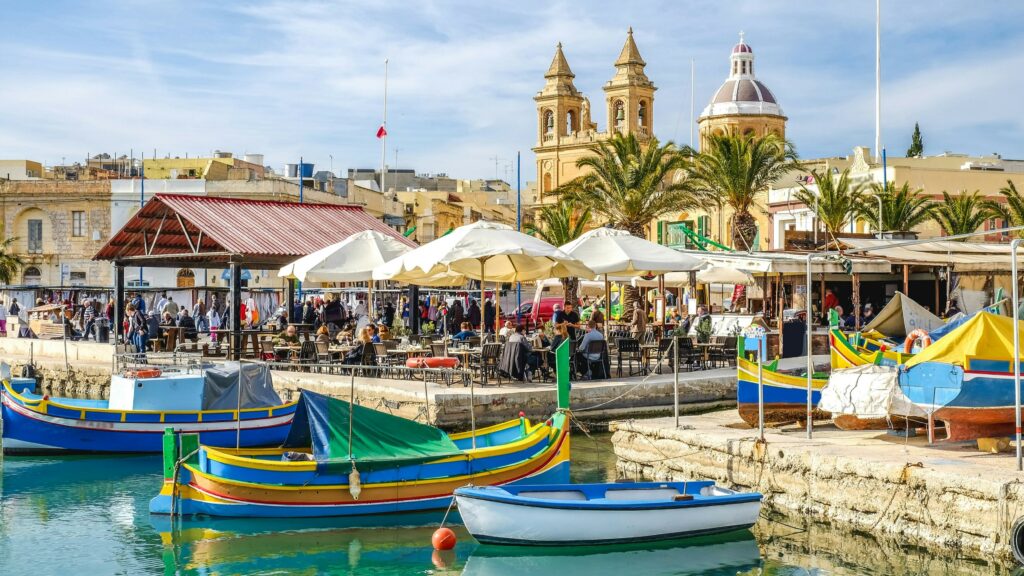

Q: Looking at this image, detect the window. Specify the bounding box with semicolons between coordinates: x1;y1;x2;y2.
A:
23;266;41;286
72;211;85;237
638;101;647;128
69;271;86;286
544;110;554;134
27;219;42;253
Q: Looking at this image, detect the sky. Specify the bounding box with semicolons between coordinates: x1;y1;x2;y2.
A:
1;1;1022;182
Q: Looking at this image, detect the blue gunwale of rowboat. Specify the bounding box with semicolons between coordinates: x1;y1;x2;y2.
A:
454;481;762;512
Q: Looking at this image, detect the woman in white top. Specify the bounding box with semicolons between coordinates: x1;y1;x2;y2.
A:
207;308;221;341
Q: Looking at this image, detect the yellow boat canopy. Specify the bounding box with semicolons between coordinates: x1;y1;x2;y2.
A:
904;312;1024;367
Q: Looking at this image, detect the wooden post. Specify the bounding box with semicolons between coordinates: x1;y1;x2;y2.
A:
852;272;861;330
818;272;826;325
114;263;125;343
903;264;910;295
777;272;784;355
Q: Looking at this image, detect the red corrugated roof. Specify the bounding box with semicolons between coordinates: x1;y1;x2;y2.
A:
94;194;414;266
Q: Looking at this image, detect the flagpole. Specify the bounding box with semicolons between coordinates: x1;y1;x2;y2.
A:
381;58;388;195
875;0;881;163
689;58;695;149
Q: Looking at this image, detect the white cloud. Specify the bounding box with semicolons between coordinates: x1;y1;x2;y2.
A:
0;0;1021;178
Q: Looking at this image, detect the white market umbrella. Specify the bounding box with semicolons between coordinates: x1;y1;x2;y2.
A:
560;228;705;323
278;230;412;282
278;230;413;318
374;220;594;330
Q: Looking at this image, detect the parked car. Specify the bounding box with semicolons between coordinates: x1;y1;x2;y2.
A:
529;296;576;329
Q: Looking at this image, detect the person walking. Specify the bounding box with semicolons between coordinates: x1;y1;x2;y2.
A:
82;298;96;341
0;298;8;337
127;304;148;356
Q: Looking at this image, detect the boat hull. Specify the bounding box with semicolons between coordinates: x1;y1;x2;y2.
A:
1;385;296;455
900;360;1023;441
736;357;829;426
150;415;571;518
455;482;761;546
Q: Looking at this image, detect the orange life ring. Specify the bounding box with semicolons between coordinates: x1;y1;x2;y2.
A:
903;329;931;354
406;357;459;369
124;368;163;379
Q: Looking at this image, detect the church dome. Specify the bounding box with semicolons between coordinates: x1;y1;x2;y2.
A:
701;33;784;119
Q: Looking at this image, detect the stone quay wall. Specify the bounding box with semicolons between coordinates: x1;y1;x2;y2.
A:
611;416;1024;565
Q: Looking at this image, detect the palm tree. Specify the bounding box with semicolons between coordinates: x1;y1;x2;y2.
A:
556;133;698;310
929;190;994;239
686;132;798;251
856;182;932;233
527;197;591;306
794;168;864;247
0;235;23;285
985;180;1024;238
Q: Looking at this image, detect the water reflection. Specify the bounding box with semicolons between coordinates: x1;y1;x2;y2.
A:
154;515;470;575
461;530;760;576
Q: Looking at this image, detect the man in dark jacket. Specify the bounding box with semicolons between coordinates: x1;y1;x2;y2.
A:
467;299;481;329
382;301;396;328
483;299;496;334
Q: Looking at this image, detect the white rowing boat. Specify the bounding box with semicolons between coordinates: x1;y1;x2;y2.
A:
454;480;762;546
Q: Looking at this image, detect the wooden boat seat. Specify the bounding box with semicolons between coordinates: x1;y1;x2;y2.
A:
605;487;680;500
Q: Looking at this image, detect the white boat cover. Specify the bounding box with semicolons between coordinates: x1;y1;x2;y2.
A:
863;291;943;338
819;364;927;419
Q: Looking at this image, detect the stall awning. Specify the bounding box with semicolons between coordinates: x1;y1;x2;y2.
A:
840;239;1019;272
94;194;415;268
673;250;892;274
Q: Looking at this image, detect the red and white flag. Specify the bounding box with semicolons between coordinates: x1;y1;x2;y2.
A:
376;125;387;139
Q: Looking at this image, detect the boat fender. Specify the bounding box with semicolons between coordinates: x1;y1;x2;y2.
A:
1012;517;1024;565
124;368;163;379
903;329;931;354
431;527;457;551
348;464;362;501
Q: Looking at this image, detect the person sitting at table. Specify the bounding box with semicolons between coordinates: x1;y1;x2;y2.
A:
315;325;331;344
498;320;514;338
577;320;607;379
554;302;582;341
158;311;177;342
377;323;391;341
367;324;381;343
342;327;373;365
452;322;477;341
508;323;547;379
547;322;570;368
177;309;198;341
274;324;301;347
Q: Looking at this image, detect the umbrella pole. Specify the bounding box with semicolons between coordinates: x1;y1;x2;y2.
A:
368;281;374;323
494;281;500;336
605;274;611;326
479;259;486;333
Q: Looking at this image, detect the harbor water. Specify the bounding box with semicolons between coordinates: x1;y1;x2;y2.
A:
0;431;1011;575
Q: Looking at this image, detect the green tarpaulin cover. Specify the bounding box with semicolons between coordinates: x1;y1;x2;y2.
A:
282;389;463;473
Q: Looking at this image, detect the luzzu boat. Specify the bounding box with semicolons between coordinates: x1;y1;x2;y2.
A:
736;356;829;426
1;363;295;454
150;388;571;518
899;312;1024;442
829;328;910;369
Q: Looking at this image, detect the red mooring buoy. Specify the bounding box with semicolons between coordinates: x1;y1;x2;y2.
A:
432;527;457;550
